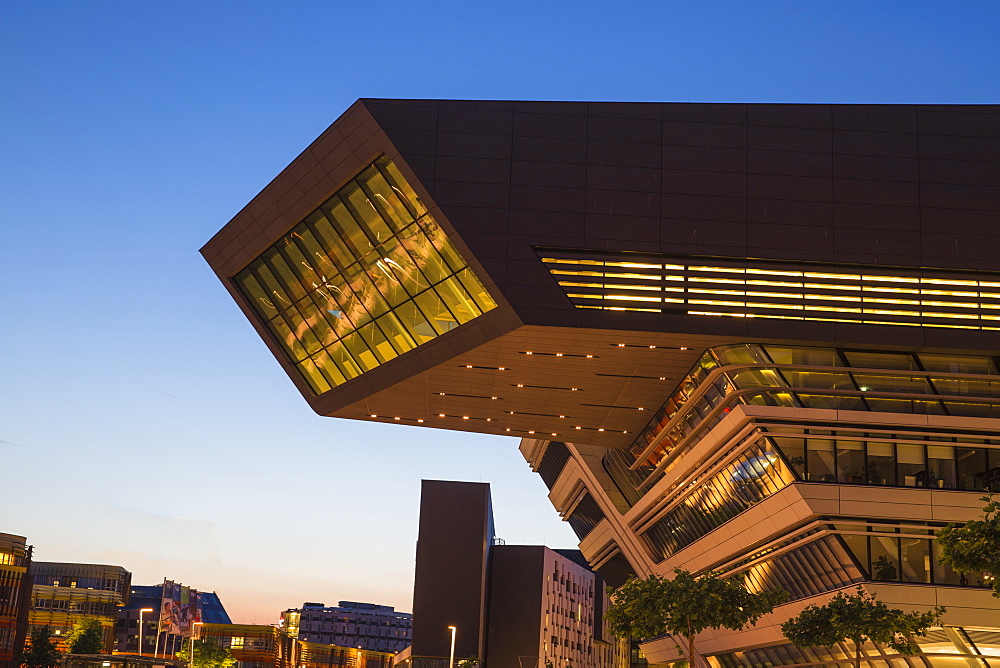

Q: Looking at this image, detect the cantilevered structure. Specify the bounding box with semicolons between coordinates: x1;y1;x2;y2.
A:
204;100;1000;666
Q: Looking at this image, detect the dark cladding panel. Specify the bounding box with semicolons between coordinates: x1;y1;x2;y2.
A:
411;481;494;661
486;546;544;668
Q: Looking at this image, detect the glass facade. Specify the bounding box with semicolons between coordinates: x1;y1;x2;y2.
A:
833;521;993;588
733;534;865;601
236;156;497;394
639;439;795;561
566;493;607;541
537;441;572;490
773;428;1000;491
595;551;637;590
606;344;1000;507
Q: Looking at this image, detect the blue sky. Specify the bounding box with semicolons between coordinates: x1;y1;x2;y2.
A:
1;1;997;623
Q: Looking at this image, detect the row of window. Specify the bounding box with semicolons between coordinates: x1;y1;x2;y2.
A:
775;432;1000;490
543;250;1000;331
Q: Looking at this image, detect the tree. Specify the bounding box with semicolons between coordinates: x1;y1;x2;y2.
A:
22;626;62;668
781;586;944;668
66;617;106;655
605;569;787;667
936;494;1000;597
456;656;480;668
177;637;236;668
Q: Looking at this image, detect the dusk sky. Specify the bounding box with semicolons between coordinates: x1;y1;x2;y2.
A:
2;1;998;624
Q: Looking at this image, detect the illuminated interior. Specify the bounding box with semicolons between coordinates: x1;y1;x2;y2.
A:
605;344;1000;506
236;157;497;393
540;250;1000;330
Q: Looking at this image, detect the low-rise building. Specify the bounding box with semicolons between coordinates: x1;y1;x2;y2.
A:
0;533;32;668
29;562;131;652
282;601;411;654
199;623;394;668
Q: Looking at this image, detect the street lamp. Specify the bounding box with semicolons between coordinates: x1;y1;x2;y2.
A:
447;626;456;668
189;622;203;668
138;608;154;657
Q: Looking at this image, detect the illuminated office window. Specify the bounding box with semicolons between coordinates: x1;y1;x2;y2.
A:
236;157;497;394
540;249;1000;331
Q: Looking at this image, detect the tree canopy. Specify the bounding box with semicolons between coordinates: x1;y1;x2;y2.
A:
936;494;1000;597
605;569;787;666
177;637;236;668
781;586;944;668
22;626;63;668
66;617;106;655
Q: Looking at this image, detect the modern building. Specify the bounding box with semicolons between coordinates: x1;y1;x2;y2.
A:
198;623;394;668
0;533;32;668
281;601;411;654
114;583;232;656
405;480;616;668
30;562;131;653
203;100;1000;666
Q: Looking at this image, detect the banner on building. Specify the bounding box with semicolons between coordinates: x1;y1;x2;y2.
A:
159;579;203;636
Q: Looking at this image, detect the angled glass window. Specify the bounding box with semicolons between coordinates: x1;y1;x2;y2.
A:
236;156;497;394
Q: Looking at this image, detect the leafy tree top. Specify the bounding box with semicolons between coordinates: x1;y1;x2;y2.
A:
178;637;236;668
23;626;63;668
781;586;944;656
66;617;105;655
605;569;787;641
937;494;1000;597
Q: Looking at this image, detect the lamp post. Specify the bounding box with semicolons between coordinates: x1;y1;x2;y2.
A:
447;626;456;668
189;622;203;668
138;608;154;657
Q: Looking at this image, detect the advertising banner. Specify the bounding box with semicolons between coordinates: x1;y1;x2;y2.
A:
159;579;203;636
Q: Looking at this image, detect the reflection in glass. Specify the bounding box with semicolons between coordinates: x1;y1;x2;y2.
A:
236;156;497;393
